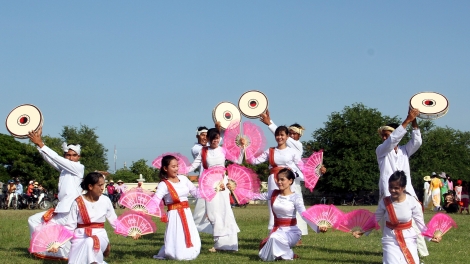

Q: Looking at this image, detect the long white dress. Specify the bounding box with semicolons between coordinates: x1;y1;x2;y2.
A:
249;147;303;231
375;195;427;264
28;145;84;260
65;195;117;264
191;142;213;234
256;192;306;261
153;176;201;260
189;146;241;250
423;181;431;209
267;121;308;235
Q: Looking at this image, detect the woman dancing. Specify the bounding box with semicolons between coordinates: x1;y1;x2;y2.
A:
257;168;326;261
361;171;440;264
188;127;243;252
247;125;303;232
152;155;201;260
65;172;118;264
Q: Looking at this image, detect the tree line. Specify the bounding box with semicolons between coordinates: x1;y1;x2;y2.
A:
1;103;469;194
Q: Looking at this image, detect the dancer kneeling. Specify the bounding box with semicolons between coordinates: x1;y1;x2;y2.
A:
152;155;201;260
257;168;327;261
64;172;123;264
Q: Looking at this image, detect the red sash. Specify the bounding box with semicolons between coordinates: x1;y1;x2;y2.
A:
201;147;209;170
162;180;193;248
76;196;103;252
42;207;56;222
383;197;415;264
268;148;284;182
259;190;297;249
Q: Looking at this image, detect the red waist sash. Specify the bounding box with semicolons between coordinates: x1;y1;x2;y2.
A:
385;220;412;231
274;218;297;228
75;196;101;252
77;223;105;229
167;201;190;211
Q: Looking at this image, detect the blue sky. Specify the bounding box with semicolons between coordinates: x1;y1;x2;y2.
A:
1;1;469;172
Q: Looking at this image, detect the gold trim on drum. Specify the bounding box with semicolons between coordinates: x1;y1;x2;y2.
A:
238;90;268;119
212;102;241;130
409;92;449;120
5;104;43;139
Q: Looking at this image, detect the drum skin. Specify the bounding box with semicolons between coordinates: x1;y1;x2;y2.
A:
212;102;241;130
409;92;449;120
5;104;43;138
238;90;268;119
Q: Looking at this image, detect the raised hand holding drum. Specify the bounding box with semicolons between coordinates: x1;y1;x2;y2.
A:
409;92;449;120
5;104;44;138
238;90;268;119
212;102;241;130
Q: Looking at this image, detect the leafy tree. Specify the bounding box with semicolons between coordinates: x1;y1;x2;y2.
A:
303;103;401;193
111;168;139;183
129;159;159;182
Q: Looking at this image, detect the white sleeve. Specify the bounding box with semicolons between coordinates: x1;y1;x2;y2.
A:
374;199;386;224
154;182;168;201
106;198;118;229
39;145;83;177
252;192;269;201
248;149;269;165
37;146;60;172
376;126;407;158
189;152;202;172
404;128;422;157
411;197;427;233
64;201;78;232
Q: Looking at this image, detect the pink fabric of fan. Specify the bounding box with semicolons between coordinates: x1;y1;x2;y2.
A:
119;189;162;217
422;213;457;238
198;166;226;201
226;163;261;204
301;204;344;230
152;152;191;174
114;211;157;237
223;119;242;163
336;209;379;233
29;223;73;253
242;121;266;160
301;150;323;192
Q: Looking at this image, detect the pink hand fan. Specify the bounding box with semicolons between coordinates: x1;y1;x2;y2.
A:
301;150;323;192
198;166;226;201
226;163;261;204
119;190;162;217
422;213;457;238
302;204;344;229
152;152;191;174
29;224;73;253
242;121;266;160
336;209;379;233
114;211;157;237
223;119;242;163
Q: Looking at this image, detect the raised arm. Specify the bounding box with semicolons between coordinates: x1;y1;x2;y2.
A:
247;148;269;165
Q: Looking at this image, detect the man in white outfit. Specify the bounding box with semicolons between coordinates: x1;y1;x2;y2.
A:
376;107;429;257
27;128;84;260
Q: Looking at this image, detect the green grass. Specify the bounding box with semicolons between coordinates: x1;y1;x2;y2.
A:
0;205;469;263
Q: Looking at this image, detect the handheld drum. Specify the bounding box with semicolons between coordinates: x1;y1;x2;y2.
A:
409;92;449;119
238;90;268;119
5;104;44;139
212;102;241;130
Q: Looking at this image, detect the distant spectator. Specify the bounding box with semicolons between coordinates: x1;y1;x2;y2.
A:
7;180;17;208
115;180;128;194
460;183;469;214
447;174;454;192
26;181;34;197
106;180;116;205
439;172;448;206
15;178;23;195
442;191;458;213
423;176;431;209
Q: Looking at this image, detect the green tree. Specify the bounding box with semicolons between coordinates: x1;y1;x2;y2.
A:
303;103;401;193
111;168;139;183
129;159;159;182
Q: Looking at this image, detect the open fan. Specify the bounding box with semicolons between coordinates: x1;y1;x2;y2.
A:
301;204;344;230
336;209;379;234
152;152;190;174
224;120;266;163
223;119;242;163
198;166;226;201
114;211;157;237
422;213;457;238
300;150;323;192
119;190;162;217
242;121;266;160
29;224;73;253
226;164;261;204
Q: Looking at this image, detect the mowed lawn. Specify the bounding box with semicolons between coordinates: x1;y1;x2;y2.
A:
0;205;468;264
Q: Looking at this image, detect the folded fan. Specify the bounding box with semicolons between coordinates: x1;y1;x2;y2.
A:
422;213;457;238
114;211;157;237
301;204;344;230
152;152;190;174
119;189;162;217
198;166;226;201
226;163;261;204
336;209;379;233
29;224;73;253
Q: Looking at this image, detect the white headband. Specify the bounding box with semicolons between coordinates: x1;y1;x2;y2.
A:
289;126;305;136
62;142;81;155
196;129;208;136
377;126;395;135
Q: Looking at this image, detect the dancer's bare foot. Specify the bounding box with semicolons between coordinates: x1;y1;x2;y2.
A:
295;239;302;246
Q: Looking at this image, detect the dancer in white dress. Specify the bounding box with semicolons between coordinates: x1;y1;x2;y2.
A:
153;155;201;260
188;128;242;252
248;125;303;232
354;171;441;264
65;172;120;264
27;128;84;260
257;168;326;261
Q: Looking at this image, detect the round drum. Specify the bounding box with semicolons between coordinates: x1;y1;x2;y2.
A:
5;104;44;139
409;92;449;119
212;102;241;130
238;90;268;118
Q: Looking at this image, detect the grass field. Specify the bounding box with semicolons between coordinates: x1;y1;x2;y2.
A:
0;205;468;264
